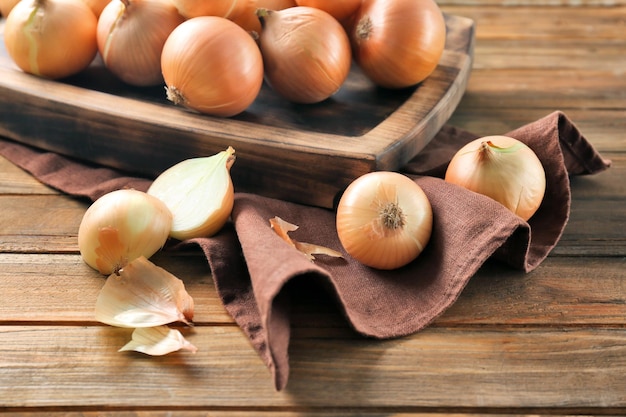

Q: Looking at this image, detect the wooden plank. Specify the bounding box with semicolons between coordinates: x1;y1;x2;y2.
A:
0;156;57;195
0;195;85;253
0;325;625;409
0;15;474;209
1;253;624;327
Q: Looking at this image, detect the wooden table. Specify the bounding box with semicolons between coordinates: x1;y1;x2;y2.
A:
1;1;625;415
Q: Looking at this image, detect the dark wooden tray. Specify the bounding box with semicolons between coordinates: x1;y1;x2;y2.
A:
0;14;474;208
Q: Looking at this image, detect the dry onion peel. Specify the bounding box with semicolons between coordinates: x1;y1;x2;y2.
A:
119;326;197;355
270;216;343;261
95;256;194;328
147;147;236;241
444;135;546;221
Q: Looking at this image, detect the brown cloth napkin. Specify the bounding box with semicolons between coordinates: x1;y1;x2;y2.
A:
0;111;611;390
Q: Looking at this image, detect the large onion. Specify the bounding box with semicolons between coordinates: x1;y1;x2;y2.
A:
257;6;352;103
97;0;185;86
161;16;264;117
445;135;547;221
336;171;433;270
349;0;446;89
3;0;98;79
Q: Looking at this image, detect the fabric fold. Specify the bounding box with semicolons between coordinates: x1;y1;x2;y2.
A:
0;111;611;391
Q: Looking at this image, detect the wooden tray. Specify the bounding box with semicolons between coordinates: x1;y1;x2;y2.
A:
0;14;474;208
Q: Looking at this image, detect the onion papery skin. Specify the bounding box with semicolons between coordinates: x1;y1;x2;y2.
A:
444;135;547;221
294;0;361;23
336;171;433;270
161;16;264;117
171;0;252;20
257;6;352;104
349;0;446;89
97;0;185;87
78;189;173;275
3;0;98;79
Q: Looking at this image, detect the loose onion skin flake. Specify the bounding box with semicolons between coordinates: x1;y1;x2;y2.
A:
445;135;547;221
3;0;98;79
336;171;433;270
95;256;194;328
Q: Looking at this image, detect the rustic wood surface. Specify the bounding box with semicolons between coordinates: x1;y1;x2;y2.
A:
1;1;626;415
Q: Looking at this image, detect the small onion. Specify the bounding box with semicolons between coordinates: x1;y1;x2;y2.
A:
147;147;236;240
161;16;264;117
294;0;361;22
257;6;352;104
444;135;547;221
3;0;98;79
78;189;173;275
349;0;446;89
336;171;433;270
97;0;185;86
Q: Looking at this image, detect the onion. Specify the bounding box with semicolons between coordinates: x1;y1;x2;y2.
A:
161;16;264;117
170;0;252;19
257;6;352;103
3;0;98;79
445;135;547;221
0;0;20;16
147;147;236;240
97;0;185;86
81;0;111;16
294;0;361;22
349;0;446;89
336;171;433;270
78;189;173;275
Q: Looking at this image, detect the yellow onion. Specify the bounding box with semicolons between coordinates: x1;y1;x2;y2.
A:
3;0;98;79
349;0;446;88
256;6;352;104
336;171;433;270
147;147;236;240
171;0;252;19
0;0;21;16
81;0;111;16
78;189;173;275
161;16;264;117
445;136;546;221
97;0;185;86
294;0;361;22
